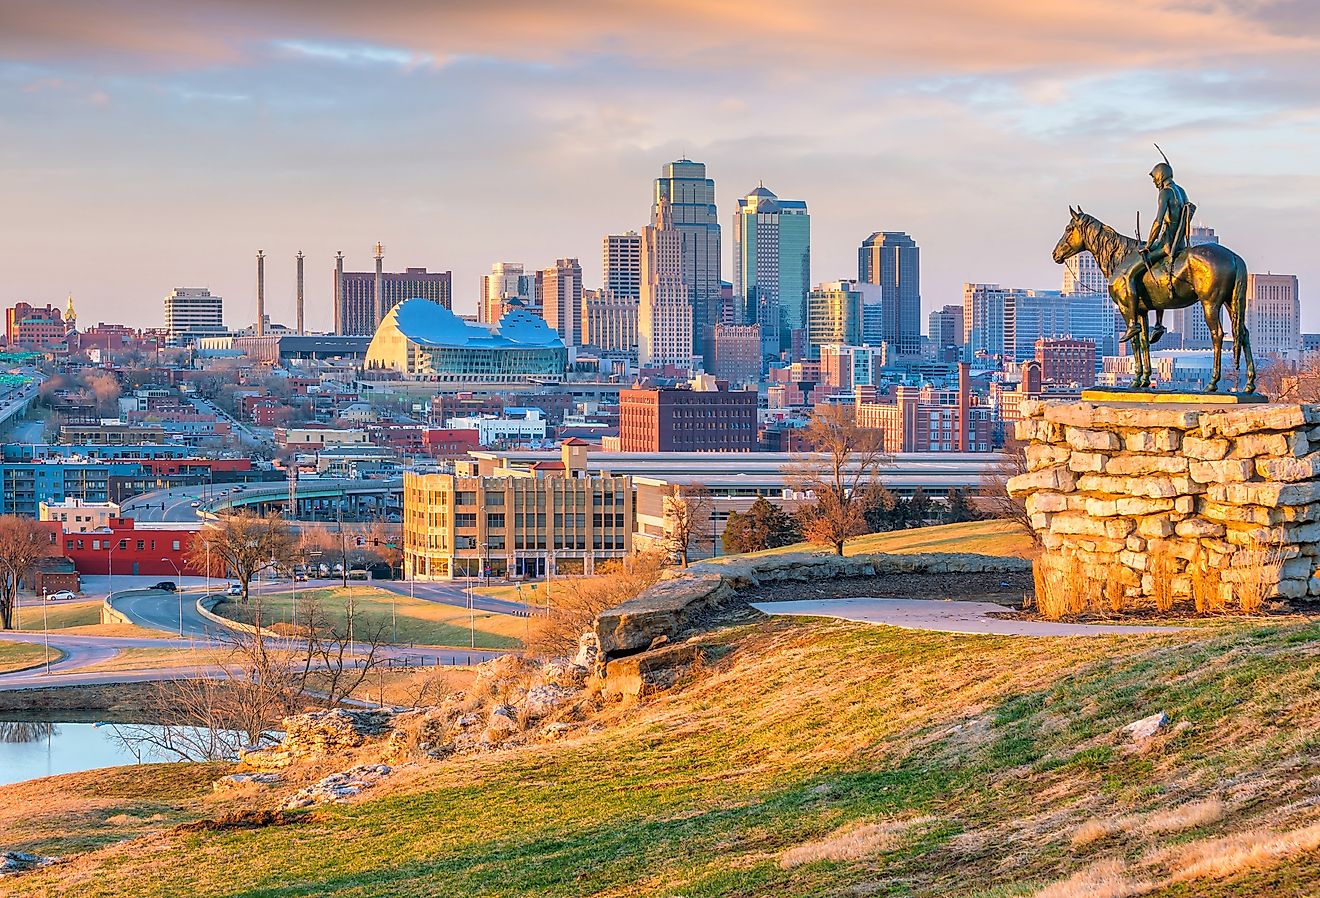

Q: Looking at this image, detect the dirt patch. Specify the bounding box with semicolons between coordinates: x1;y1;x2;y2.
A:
175;809;309;832
746;571;1034;606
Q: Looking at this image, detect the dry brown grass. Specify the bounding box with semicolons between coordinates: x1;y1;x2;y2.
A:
1165;821;1320;882
1071;799;1224;847
1032;858;1154;898
779;818;930;868
1148;544;1178;614
1033;554;1096;619
1233;539;1286;614
1190;558;1227;614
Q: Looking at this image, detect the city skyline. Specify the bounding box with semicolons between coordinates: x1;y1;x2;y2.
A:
2;2;1317;331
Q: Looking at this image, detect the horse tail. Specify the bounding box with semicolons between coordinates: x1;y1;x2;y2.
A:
1229;257;1248;369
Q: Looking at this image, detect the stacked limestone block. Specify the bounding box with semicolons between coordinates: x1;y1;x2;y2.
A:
1007;401;1320;603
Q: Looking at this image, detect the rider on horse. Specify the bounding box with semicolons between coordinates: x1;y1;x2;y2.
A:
1118;155;1194;347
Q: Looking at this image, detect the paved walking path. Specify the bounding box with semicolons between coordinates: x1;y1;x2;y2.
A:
749;598;1185;637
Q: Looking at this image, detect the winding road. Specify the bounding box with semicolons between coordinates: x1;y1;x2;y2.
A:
0;587;505;691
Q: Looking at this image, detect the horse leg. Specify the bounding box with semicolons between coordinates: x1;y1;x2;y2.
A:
1204;299;1222;392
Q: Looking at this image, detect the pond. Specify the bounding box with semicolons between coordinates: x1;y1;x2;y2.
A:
0;717;238;788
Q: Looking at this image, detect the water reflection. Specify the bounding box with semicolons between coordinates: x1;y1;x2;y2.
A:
0;719;220;788
0;720;57;744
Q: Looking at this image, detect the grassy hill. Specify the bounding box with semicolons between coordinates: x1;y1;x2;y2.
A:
5;604;1319;897
711;518;1037;563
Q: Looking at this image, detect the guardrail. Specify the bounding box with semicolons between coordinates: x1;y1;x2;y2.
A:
196;593;282;639
102;587;164;626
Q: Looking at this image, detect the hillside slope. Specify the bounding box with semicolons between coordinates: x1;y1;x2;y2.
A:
5;611;1319;897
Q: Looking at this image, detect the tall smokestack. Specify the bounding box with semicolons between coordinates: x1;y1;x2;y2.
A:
256;250;266;337
296;251;305;335
333;251;344;335
373;241;384;329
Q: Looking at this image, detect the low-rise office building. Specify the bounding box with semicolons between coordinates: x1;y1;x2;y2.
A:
403;442;633;580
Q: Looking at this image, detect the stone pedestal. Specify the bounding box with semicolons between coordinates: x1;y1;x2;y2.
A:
1007;401;1320;604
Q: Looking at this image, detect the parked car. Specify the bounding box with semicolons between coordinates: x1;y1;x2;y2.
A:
225;583;242;596
151;581;178;592
46;590;78;601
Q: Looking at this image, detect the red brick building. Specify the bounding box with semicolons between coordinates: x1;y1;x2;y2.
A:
61;518;204;577
5;302;63;345
618;376;758;452
422;428;481;458
1035;337;1097;388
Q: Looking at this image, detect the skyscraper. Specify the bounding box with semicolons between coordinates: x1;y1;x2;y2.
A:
928;304;964;357
1247;273;1301;359
603;232;642;302
806;281;863;359
541;259;584;347
334;250;452;336
638;198;693;369
1062;251;1105;296
581;288;638;353
858;231;920;354
653;159;721;366
963;283;1112;364
481;262;537;324
732;185;810;359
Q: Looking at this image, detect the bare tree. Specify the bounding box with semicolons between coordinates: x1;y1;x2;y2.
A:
663;484;713;568
187;511;298;605
788;405;892;555
0;516;52;629
525;551;667;659
979;434;1037;543
82;370;122;416
111;599;392;761
1258;353;1320;403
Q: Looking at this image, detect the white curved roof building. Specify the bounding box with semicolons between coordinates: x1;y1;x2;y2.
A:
365;298;568;382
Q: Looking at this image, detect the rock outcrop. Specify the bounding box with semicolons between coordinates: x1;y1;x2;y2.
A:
1008;400;1320;605
594;550;1030;666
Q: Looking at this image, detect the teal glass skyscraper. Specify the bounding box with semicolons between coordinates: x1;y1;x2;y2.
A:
732;185;810;359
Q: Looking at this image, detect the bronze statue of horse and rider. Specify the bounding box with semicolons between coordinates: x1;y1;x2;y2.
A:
1051;156;1255;394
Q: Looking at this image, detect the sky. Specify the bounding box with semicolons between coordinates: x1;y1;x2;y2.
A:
2;0;1318;333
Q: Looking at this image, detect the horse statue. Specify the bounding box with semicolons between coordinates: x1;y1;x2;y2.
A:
1052;207;1255;393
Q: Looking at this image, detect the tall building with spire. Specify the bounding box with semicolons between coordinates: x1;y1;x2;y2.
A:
652;159;721;367
858;231;921;355
732;185;810;358
638;197;693;369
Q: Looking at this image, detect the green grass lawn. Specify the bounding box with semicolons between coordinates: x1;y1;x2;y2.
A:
0;640;59;673
212;586;525;649
13;600;102;630
8;611;1320;897
708;518;1036;564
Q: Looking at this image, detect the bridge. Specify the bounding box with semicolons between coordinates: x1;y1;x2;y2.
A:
123;478;402;523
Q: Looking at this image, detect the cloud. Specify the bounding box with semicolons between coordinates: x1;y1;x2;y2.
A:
3;1;1316;77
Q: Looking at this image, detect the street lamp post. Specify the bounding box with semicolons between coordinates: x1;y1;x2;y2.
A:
161;558;183;637
42;590;51;674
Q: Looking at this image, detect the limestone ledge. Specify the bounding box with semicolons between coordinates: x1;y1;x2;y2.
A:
594;550;1030;661
1009;401;1320;601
